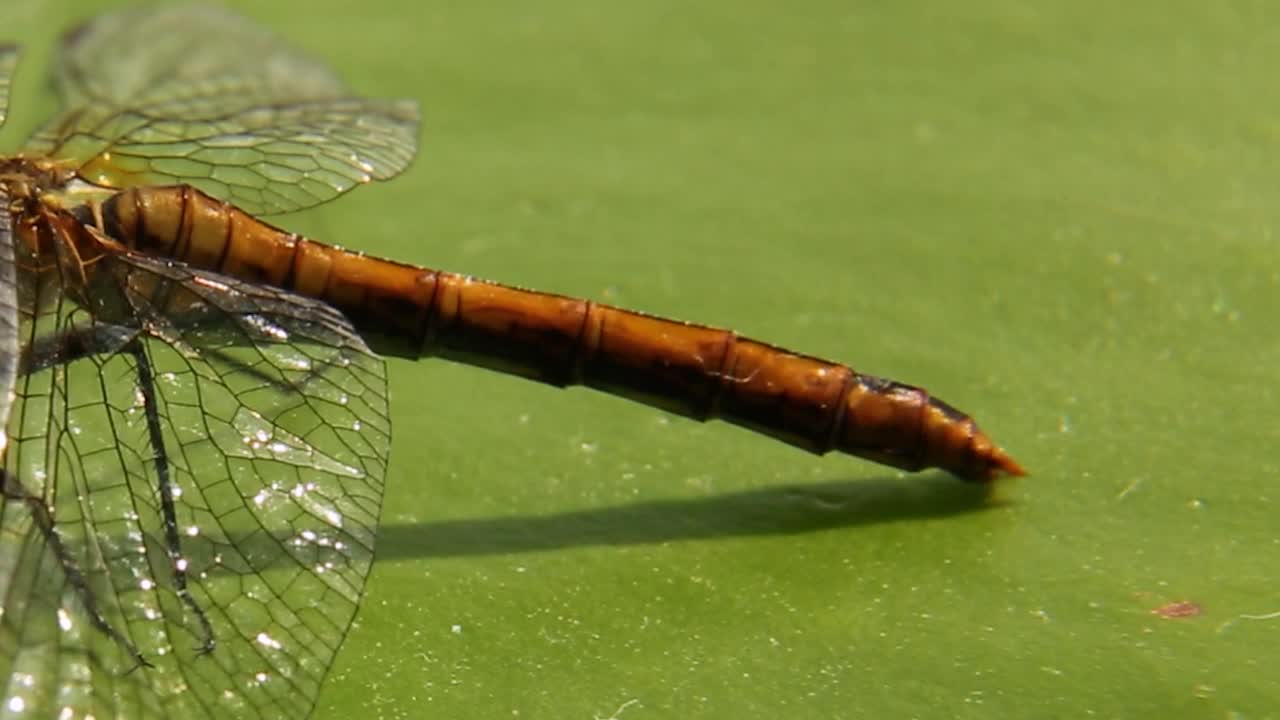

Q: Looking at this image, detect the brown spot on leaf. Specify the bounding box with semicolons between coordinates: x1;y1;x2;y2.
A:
1152;601;1202;619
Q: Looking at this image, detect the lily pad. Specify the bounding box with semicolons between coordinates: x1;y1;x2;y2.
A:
4;2;1275;718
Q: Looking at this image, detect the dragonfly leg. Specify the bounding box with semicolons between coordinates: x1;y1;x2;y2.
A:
123;336;218;656
0;470;154;671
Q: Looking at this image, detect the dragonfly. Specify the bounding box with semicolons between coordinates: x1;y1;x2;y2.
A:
0;5;1024;719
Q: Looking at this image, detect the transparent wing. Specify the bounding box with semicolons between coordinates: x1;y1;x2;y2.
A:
0;242;389;718
0;45;17;130
23;5;419;216
0;200;16;443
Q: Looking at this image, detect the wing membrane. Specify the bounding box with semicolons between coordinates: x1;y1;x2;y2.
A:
24;5;419;215
1;243;390;718
0;45;16;129
0;200;16;443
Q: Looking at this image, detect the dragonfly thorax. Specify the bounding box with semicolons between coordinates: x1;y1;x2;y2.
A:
0;156;77;202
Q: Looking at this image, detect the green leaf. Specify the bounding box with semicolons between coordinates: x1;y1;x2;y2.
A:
7;2;1276;718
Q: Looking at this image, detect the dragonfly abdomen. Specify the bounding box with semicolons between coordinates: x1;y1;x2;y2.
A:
89;185;303;287
406;276;1025;481
89;184;1024;481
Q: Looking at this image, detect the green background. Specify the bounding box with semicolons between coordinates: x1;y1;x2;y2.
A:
3;1;1277;718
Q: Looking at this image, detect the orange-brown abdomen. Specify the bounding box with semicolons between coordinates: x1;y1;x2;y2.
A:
92;185;1025;481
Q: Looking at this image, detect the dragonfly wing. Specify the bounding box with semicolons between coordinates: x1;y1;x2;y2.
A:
1;246;389;718
0;200;16;450
24;5;419;216
0;45;16;130
45;5;347;110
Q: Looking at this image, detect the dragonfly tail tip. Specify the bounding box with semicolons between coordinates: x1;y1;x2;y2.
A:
990;448;1028;479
